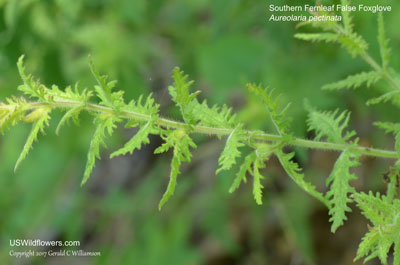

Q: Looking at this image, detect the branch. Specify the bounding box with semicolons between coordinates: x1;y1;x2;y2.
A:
0;99;396;159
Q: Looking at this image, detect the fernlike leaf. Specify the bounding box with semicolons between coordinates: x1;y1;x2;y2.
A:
168;67;200;127
306;103;356;144
367;90;400;106
0;97;27;133
326;149;361;232
15;107;51;172
378;12;391;70
216;125;246;174
353;192;400;265
322;71;381;91
190;99;236;128
384;165;400;203
48;83;93;103
229;145;271;205
247;83;291;134
276;149;329;207
56;105;84;135
253;157;265;205
374;121;400;157
294;33;338;43
123;94;160;118
89;56;124;109
394;237;400;265
374;121;400;134
338;33;368;58
156;129;197;210
229;152;255;193
82;115;121;186
110;120;156;158
341;0;353;33
17;55;47;100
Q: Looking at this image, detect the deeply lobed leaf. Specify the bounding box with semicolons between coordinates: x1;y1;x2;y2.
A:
229;152;255;194
110;120;157;158
156;129;197;210
247;83;291;134
367;90;400;106
322;71;381;91
0;97;28;133
276;150;329;207
217;125;246;174
341;0;353;34
253;158;265;205
56;105;84;135
229;145;271;205
15;107;51;172
378;13;391;70
306;104;356;144
82;115;121;185
190;99;236;129
294;33;338;43
326;149;360;232
89;56;124;109
17;55;47;100
338;32;368;58
353;192;400;264
375;122;400;157
168;68;200;128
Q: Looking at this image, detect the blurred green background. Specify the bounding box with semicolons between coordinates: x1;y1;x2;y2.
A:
1;0;399;264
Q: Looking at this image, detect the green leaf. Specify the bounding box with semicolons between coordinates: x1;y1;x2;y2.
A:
322;71;381;91
253;157;265;205
229;145;270;205
326;149;360;232
124;94;160;117
353;192;400;264
394;236;400;265
338;33;368;58
48;83;93;103
375;122;400;157
157;129;197;210
229;152;255;193
276;149;329;208
82;115;120;186
168;67;200;127
0;97;27;133
56;105;84;135
294;33;338;43
190;99;236;128
216;125;246;174
306;104;356;144
17;55;47;100
15;107;51;171
89;55;124;109
355;229;380;263
247;83;291;134
367;90;400;106
384;165;400;202
110;120;156;158
341;0;353;33
18;56;93;104
378;12;391;70
374;121;400;134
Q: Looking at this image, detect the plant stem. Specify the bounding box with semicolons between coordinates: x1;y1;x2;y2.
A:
1;100;397;159
335;25;400;92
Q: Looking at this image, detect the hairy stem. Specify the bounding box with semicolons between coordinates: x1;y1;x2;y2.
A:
1;100;397;159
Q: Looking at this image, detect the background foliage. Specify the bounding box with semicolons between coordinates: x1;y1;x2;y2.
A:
1;0;399;264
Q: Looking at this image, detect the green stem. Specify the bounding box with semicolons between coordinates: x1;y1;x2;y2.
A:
334;25;400;92
361;51;400;92
1;100;397;159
